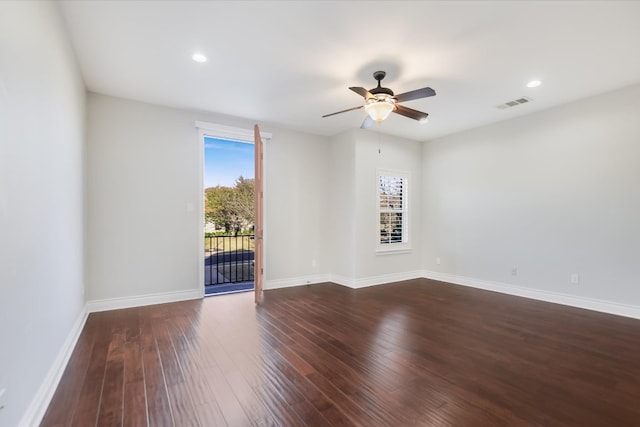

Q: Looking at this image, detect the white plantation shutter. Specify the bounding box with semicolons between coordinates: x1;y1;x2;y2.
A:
377;171;409;251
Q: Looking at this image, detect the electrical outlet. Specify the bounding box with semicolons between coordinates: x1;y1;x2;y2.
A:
436;257;441;265
571;273;580;284
511;267;518;276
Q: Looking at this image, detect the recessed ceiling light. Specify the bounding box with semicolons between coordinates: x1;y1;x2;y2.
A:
192;53;207;63
527;79;542;88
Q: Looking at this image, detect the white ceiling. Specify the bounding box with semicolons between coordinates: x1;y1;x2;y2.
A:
58;1;640;141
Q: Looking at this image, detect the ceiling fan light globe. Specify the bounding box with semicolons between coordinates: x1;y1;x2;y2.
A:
365;100;395;122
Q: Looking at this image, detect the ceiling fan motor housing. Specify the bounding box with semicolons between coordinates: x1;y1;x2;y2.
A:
370;70;394;97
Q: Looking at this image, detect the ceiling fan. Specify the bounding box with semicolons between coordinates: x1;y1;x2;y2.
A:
322;71;436;129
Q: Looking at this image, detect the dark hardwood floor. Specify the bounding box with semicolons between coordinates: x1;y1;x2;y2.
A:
41;279;640;426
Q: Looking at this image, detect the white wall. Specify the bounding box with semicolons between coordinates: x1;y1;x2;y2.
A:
0;2;86;426
329;129;423;286
86;94;202;303
264;127;330;286
422;83;640;309
328;131;357;280
86;93;330;300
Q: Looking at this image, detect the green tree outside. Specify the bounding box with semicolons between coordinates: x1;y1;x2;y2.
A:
205;176;254;234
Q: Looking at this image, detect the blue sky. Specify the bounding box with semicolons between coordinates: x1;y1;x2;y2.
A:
204;137;254;188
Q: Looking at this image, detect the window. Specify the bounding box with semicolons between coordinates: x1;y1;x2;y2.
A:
377;170;409;252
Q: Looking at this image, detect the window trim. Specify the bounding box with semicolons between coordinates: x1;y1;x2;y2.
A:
376;169;411;254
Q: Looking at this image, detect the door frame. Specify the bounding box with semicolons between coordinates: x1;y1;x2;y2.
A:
196;121;272;297
254;125;264;303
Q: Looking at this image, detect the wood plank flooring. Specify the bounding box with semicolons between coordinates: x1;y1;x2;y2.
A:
41;279;640;426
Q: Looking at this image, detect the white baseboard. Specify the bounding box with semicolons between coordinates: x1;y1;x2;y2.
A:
19;307;88;427
327;274;355;288
352;270;424;288
423;270;640;320
265;274;331;290
330;271;424;289
264;271;421;290
86;288;202;313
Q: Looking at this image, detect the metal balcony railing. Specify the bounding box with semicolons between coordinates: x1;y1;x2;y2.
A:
204;234;255;286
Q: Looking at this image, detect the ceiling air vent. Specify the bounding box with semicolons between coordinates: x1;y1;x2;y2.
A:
496;96;533;110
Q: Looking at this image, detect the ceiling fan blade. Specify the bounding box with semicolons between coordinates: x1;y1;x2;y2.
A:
361;115;374;129
394;104;429;122
322;105;363;118
349;86;375;100
394;87;436;103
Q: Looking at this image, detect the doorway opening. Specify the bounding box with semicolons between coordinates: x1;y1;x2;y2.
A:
203;136;255;296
